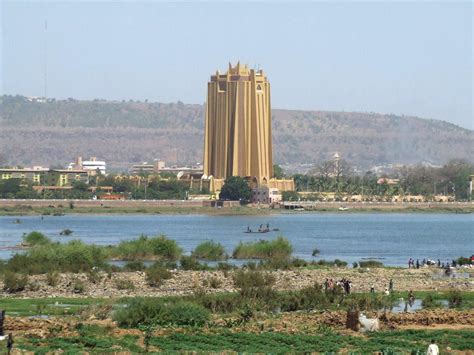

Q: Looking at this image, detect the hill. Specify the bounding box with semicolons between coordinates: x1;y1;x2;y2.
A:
1;95;472;171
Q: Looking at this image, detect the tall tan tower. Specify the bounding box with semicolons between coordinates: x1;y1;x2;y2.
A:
203;62;273;184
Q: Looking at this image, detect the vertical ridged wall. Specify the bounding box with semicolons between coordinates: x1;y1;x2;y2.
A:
203;63;273;184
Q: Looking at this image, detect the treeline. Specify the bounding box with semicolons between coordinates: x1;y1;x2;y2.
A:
281;159;473;200
0;175;197;200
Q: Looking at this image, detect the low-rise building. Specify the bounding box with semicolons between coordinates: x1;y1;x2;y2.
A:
130;160;165;175
46;169;89;187
0;167;49;185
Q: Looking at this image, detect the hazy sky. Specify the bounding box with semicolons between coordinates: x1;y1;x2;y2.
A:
1;1;472;129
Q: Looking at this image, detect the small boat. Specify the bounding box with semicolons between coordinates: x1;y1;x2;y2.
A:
338;207;349;211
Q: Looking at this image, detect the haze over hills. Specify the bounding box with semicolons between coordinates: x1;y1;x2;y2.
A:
1;95;472;172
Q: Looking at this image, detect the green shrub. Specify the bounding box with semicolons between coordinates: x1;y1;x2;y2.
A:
113;298;210;327
22;231;50;246
3;272;28;293
112;235;182;261
123;261;147;272
7;240;108;274
162;302;210;327
191;241;227;260
203;276;222;289
145;263;172;287
115;279;136;290
46;270;60;286
316;259;348;268
87;269;102;284
421;294;438;309
233;270;276;300
358;260;384;268
448;289;463;308
180;256;208;271
232;236;293;259
456;256;471;266
193;293;239;313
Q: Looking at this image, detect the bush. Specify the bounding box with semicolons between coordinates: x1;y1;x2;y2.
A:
46;270;60;286
191;241;227;260
123;261;147;272
203;276;222;289
316;259;348;268
233;270;276;300
358;260;384;268
232;236;293;260
87;269;102;284
421;294;438;309
162;302;210;327
448;289;463;308
180;256;208;271
193;292;239;313
146;263;172;287
72;279;86;293
112;235;182;261
114;279;136;290
3;272;28;293
456;256;471;266
278;283;330;312
22;231;50;246
113;298;210;327
7;240;109;274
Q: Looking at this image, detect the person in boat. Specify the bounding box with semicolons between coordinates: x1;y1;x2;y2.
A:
266;223;269;230
247;226;251;233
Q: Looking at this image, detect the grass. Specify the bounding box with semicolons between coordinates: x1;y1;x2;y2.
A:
232;236;293;259
110;234;182;261
191;240;227;260
0;297;103;316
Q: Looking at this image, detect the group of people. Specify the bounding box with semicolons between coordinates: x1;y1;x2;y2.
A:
407;258;459;269
370;279;394;295
324;278;352;294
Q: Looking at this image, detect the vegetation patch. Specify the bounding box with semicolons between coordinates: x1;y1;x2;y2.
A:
111;235;182;261
191;241;227;260
113;298;210;327
232;236;293;259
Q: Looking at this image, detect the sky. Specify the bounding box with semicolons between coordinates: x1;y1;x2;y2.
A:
1;1;472;129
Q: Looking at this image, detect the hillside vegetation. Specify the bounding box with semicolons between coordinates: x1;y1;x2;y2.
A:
1;95;472;170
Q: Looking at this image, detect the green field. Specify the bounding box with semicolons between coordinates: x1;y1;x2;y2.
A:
8;328;474;354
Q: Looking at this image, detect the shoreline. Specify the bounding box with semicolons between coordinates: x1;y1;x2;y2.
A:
1;268;472;299
0;199;473;216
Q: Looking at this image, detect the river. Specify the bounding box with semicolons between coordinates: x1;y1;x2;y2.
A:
0;213;472;266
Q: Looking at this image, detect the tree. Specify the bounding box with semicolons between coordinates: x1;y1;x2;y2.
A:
219;176;252;202
272;164;284;179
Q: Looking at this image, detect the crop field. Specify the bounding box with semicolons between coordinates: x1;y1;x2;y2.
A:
6;328;474;354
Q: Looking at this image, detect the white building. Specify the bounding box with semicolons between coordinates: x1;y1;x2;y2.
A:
69;156;106;176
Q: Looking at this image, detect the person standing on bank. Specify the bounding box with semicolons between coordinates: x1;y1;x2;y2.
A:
426;339;439;355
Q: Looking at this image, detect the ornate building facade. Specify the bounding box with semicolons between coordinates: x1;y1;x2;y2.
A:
204;62;272;184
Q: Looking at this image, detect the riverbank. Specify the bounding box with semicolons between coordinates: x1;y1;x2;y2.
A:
1;268;472;299
0;199;473;215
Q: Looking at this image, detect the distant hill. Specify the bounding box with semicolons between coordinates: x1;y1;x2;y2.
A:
1;95;472;171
